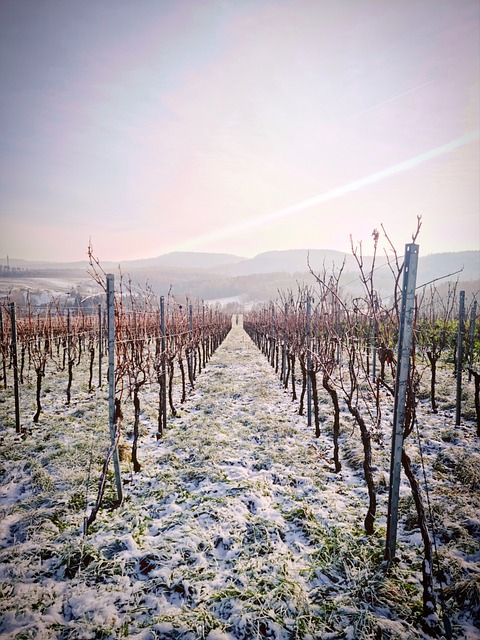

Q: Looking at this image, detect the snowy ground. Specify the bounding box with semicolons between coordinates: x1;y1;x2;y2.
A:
0;277;92;296
0;321;479;639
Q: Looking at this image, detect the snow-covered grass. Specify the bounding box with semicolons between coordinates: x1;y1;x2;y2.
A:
0;322;479;639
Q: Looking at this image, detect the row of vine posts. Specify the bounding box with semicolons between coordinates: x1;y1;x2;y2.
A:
0;258;231;533
243;222;479;637
0;230;478;636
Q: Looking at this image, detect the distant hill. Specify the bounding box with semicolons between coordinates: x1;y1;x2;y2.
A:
2;249;478;306
4;258;91;270
3;251;246;272
6;249;478;281
218;249;479;283
415;251;479;286
121;251;246;270
221;249;358;276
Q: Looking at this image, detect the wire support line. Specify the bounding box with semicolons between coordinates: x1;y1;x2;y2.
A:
415;268;465;291
8;333;219;349
106;331;224;345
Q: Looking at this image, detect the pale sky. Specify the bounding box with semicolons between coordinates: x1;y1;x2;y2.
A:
1;0;479;262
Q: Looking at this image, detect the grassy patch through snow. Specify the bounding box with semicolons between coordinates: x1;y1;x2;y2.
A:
0;322;479;639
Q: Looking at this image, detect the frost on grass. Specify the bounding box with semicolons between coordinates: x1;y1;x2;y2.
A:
0;323;479;639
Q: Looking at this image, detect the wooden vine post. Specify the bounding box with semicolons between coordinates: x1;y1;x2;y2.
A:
385;242;419;562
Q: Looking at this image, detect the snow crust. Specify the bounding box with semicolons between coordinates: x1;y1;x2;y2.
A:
0;322;479;639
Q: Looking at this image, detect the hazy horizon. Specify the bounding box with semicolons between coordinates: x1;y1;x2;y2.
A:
3;246;480;270
1;0;479;263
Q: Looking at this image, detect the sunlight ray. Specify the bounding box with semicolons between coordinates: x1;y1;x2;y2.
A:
176;130;479;250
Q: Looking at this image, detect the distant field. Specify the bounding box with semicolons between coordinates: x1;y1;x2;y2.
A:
0;277;95;304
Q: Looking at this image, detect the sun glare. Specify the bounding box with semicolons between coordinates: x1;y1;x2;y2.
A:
173;130;480;252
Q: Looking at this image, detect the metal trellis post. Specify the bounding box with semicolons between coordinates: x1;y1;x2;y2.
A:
281;303;287;383
159;295;167;437
455;291;465;426
385;243;419;562
271;303;275;368
10;303;21;433
306;295;312;427
0;307;6;389
189;304;194;382
98;304;102;388
372;294;378;382
202;303;206;368
468;300;477;382
107;274;123;505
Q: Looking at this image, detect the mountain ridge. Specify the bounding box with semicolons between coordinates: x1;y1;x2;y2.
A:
3;249;479;281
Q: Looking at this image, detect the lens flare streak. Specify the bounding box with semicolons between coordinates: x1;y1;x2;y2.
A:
177;131;479;250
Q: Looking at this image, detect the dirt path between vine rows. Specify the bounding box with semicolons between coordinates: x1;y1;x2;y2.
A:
92;319;402;640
